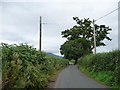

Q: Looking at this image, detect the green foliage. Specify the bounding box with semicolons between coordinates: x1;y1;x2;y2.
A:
60;38;92;60
72;17;112;47
77;50;120;88
2;43;68;89
60;17;112;61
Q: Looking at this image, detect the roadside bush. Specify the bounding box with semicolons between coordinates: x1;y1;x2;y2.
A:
1;43;68;89
77;50;120;88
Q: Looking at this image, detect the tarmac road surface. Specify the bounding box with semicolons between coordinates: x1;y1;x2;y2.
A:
54;65;110;89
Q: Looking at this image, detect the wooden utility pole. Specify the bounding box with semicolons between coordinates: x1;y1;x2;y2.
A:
93;19;96;54
39;16;42;51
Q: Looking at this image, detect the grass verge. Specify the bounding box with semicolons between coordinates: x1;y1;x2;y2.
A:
77;65;120;90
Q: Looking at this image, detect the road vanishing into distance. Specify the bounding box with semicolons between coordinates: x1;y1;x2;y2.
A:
54;65;110;89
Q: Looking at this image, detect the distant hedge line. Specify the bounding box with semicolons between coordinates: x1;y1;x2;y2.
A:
77;50;120;88
1;43;68;89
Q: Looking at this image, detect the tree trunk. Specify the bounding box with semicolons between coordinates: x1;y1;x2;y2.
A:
74;59;78;65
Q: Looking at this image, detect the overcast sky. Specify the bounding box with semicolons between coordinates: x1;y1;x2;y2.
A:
0;0;119;56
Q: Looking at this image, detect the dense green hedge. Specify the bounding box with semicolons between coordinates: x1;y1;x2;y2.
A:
77;50;120;88
1;43;68;89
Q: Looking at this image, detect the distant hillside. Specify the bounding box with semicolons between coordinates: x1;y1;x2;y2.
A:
46;53;63;58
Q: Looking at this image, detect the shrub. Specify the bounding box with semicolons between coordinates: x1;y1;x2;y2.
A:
77;50;120;88
1;43;68;88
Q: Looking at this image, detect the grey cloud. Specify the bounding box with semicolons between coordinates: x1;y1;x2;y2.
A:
1;1;119;56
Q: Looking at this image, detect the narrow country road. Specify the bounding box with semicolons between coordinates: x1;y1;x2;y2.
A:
54;65;109;88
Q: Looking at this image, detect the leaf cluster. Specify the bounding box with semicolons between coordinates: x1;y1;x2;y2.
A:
77;50;120;87
1;43;68;88
60;17;112;60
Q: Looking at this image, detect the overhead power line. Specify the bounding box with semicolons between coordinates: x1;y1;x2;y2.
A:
93;6;120;54
95;7;120;22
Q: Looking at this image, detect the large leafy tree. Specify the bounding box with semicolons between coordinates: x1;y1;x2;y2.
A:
60;38;92;64
60;17;112;63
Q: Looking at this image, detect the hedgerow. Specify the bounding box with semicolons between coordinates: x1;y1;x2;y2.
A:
1;43;68;89
77;50;120;88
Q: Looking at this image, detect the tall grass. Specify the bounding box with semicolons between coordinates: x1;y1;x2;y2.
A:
77;50;120;88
